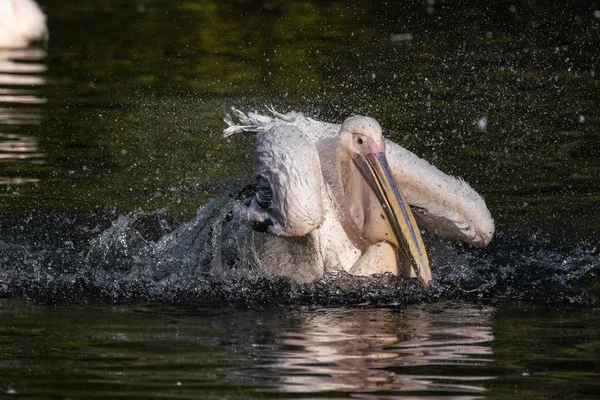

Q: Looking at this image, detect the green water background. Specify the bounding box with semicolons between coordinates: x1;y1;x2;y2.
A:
0;1;599;398
2;0;598;239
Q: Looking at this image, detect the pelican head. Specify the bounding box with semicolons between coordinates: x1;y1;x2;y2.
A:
336;116;432;286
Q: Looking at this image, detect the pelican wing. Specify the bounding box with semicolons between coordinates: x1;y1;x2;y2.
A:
384;139;494;247
244;124;324;237
223;108;494;247
224;107;339;142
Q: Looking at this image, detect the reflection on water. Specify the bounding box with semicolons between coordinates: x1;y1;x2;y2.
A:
0;300;496;399
1;299;597;399
0;47;46;185
0;133;43;160
267;303;494;395
0;50;46;86
0;48;46;116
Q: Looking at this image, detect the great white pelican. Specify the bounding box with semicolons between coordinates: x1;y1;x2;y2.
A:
223;108;494;287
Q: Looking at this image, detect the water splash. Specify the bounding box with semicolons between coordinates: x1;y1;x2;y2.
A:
0;199;597;305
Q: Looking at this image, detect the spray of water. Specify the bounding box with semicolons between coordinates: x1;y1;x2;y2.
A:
0;197;597;305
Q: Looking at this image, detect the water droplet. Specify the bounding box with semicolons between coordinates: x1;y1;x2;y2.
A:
391;33;413;42
477;117;487;132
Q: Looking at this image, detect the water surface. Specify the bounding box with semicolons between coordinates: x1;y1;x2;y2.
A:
1;300;598;399
0;0;599;398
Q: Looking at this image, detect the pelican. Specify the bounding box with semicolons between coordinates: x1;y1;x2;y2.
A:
222;108;494;287
0;0;47;48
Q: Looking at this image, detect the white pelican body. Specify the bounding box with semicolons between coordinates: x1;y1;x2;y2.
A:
224;109;494;286
0;0;47;48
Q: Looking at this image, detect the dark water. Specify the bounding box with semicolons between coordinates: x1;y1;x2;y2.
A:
1;0;599;398
1;300;599;399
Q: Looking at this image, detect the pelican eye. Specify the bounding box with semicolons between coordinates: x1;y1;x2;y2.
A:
357;137;364;145
255;175;273;210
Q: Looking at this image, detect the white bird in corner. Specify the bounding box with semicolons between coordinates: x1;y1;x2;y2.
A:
223;108;494;287
0;0;47;48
